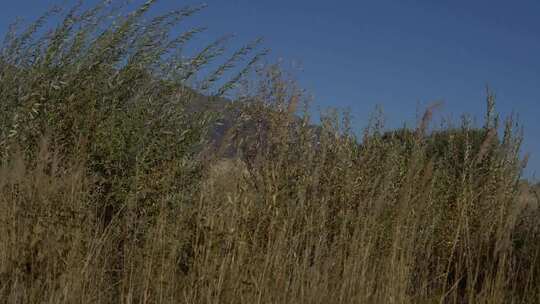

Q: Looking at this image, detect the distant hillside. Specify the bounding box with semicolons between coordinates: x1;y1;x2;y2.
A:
191;92;321;160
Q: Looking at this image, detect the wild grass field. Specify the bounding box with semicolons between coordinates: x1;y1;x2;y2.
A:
0;1;539;303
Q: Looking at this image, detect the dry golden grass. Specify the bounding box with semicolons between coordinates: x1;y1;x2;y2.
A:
3;71;539;303
1;1;539;303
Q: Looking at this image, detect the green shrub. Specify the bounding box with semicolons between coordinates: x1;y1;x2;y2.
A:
0;0;265;223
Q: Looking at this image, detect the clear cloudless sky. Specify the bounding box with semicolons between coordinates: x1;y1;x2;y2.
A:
1;0;539;177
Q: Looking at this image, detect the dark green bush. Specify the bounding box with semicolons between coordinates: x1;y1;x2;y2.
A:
0;0;265;223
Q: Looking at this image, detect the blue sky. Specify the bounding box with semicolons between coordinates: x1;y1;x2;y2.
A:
1;0;539;177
